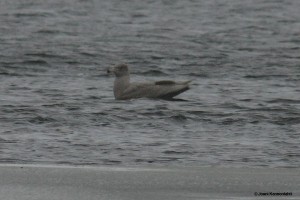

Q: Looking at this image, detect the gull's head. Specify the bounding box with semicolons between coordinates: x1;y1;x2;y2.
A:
107;63;129;77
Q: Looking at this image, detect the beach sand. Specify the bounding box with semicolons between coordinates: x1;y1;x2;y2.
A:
0;164;298;200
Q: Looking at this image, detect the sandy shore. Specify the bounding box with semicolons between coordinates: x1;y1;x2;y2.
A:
0;164;299;200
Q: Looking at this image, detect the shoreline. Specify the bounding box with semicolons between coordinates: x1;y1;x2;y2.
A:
0;164;299;200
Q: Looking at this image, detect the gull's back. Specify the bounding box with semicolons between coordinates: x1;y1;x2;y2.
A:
118;80;190;100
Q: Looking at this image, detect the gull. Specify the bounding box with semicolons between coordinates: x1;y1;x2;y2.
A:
107;64;191;100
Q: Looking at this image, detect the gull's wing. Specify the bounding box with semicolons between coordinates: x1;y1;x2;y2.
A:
119;80;190;100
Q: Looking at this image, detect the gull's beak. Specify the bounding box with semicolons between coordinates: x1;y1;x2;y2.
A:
107;66;114;74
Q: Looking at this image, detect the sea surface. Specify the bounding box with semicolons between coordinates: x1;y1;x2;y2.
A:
0;0;299;168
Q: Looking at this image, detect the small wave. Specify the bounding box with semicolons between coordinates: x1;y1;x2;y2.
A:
135;158;155;163
13;13;45;18
80;52;96;57
170;114;188;122
150;55;164;60
28;115;57;124
12;11;54;18
249;107;292;113
1;106;39;114
266;99;300;104
22;59;48;65
131;13;147;18
163;150;193;155
65;61;80;65
42;103;65;108
87;95;102;100
187;110;233;118
221;117;246;125
144;142;165;147
101;159;122;165
0;71;21;76
272;117;300;125
0;64;47;76
187;72;208;77
35;88;66;96
218;102;245;110
0;138;18;144
244;74;289;79
35;29;61;34
25;53;67;59
140;69;167;76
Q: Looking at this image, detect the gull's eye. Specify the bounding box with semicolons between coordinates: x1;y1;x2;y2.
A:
120;64;127;71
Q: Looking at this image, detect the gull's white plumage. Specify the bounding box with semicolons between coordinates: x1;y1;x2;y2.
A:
107;64;191;100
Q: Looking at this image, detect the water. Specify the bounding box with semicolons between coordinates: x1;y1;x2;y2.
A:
0;0;299;167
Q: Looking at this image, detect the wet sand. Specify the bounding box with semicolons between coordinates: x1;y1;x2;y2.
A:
0;164;299;200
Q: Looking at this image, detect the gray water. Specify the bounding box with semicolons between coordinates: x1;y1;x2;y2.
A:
0;0;299;168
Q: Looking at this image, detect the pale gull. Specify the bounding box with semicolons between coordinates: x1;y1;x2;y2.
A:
107;64;191;100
